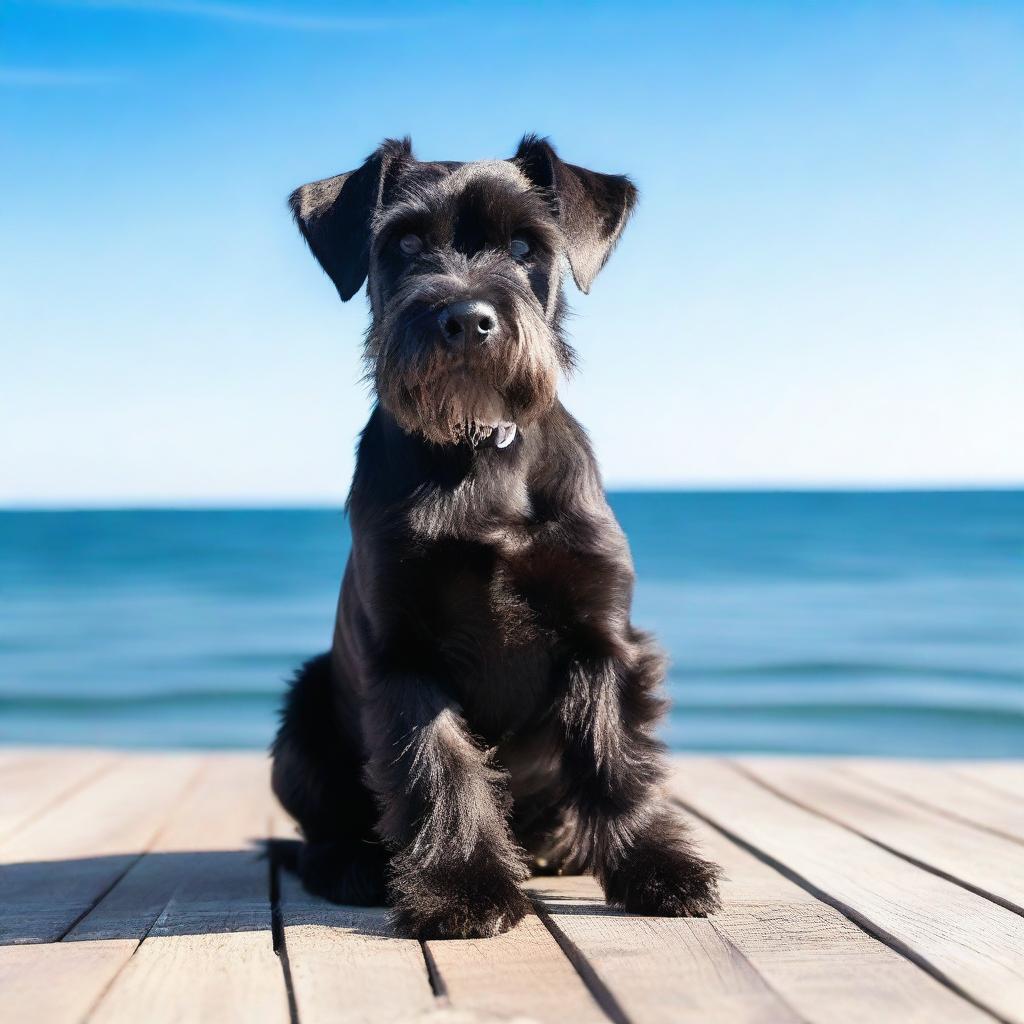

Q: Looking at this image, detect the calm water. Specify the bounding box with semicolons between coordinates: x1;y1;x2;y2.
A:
2;492;1022;756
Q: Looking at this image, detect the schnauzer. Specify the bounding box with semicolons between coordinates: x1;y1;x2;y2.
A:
271;135;721;939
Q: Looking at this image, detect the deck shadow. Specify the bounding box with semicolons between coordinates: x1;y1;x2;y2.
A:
2;846;627;947
1;847;280;944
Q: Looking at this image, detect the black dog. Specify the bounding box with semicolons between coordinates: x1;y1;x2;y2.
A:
271;135;721;939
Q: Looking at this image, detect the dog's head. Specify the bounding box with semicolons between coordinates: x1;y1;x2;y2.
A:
290;136;637;447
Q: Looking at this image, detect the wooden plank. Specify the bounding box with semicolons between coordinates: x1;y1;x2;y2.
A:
0;746;120;767
5;749;1017;1024
686;815;992;1023
527;873;801;1024
669;758;1024;1024
425;908;609;1023
0;750;119;843
71;755;273;942
0;754;202;943
275;797;606;1024
271;804;437;1024
3;755;281;1024
956;762;1024;800
86;755;289;1024
88;922;286;1024
276;869;437;1024
1;753;272;1024
842;759;1024;845
741;758;1024;913
0;940;137;1024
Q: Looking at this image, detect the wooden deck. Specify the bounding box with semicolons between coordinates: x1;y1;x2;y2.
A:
2;750;1022;1023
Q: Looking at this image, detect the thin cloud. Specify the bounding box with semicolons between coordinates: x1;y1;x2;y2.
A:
0;67;125;87
53;0;421;31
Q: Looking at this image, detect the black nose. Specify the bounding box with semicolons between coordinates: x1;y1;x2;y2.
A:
438;301;498;344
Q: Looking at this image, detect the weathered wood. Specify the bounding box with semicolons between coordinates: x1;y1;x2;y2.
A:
276;869;437;1024
426;908;609;1023
0;940;137;1024
741;757;1024;913
86;755;289;1024
0;755;202;943
842;759;1024;845
88;927;286;1024
270;806;443;1023
527;873;801;1024
687;816;992;1023
670;758;1024;1024
0;750;118;843
955;762;1024;800
4;749;1024;1024
271;802;607;1024
2;756;285;1023
71;756;273;942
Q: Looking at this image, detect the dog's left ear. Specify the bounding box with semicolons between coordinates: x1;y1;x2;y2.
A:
289;137;414;301
514;135;638;293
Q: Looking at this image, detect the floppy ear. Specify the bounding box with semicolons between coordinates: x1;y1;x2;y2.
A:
514;134;638;293
289;137;413;301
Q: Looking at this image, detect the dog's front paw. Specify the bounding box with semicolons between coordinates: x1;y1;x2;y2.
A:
604;842;722;918
390;857;530;939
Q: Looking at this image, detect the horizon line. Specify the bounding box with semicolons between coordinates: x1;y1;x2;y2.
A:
3;482;1022;512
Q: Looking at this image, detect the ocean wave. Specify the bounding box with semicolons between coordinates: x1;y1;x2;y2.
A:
674;660;1024;685
668;701;1024;721
5;690;1024;722
0;690;280;712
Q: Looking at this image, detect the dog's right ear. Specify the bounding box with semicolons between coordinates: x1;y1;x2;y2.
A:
289;137;413;301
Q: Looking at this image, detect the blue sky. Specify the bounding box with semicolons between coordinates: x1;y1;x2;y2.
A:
2;0;1022;504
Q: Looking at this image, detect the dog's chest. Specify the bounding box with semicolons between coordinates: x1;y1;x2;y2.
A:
402;476;603;732
418;537;574;732
424;539;544;646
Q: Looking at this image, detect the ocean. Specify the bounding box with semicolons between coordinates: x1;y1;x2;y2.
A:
2;492;1022;756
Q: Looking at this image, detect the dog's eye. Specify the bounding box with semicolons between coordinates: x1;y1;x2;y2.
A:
510;236;531;260
399;234;423;257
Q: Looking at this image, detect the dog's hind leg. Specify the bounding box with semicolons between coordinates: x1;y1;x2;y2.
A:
271;653;387;905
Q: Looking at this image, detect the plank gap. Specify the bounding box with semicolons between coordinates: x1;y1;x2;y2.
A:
670;785;1009;1024
79;940;145;1021
836;764;1024;849
419;940;451;1007
56;759;210;943
76;875;175;1022
698;917;818;1024
826;831;1024;921
954;766;1024;802
268;842;300;1024
54;851;147;943
735;762;1024;920
529;892;632;1024
0;754;121;847
85;756;290;1023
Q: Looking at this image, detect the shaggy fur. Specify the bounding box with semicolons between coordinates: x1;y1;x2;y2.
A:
271;135;721;939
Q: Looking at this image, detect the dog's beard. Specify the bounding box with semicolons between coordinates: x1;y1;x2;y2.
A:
395;366;516;446
369;275;562;446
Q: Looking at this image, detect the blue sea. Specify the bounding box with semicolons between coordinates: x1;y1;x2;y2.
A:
2;492;1022;756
